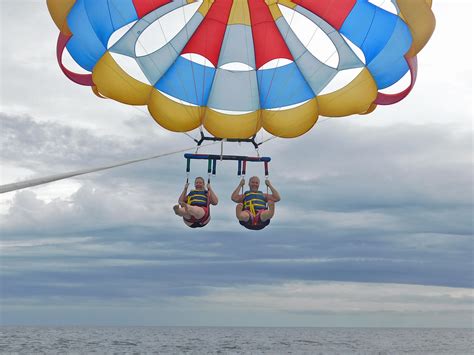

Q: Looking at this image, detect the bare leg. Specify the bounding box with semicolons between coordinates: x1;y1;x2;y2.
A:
186;205;205;219
173;204;190;218
174;202;194;218
260;201;275;222
236;203;250;222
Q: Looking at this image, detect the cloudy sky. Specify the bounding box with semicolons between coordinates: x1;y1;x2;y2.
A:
0;0;472;327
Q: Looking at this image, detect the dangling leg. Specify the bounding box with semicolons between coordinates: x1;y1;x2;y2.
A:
259;201;275;222
173;202;201;219
236;203;251;222
185;205;205;220
173;204;188;217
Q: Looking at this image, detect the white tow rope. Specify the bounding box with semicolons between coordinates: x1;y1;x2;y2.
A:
0;144;216;194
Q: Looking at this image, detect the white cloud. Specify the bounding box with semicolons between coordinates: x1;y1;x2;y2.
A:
194;282;474;314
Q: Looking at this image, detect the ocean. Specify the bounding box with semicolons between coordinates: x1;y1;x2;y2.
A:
0;326;472;354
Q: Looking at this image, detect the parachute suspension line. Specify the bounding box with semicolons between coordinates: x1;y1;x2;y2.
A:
120;104;200;145
183;131;198;142
0;142;219;194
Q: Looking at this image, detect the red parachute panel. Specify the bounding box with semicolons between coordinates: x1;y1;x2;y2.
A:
181;0;233;66
248;0;293;69
132;0;171;18
292;0;356;30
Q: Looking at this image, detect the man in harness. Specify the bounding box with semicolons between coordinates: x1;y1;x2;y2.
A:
231;176;281;230
173;177;219;228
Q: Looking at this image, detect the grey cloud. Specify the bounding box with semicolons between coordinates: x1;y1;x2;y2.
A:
1;112;472;302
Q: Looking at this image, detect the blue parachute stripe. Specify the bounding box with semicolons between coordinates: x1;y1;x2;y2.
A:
257;62;314;109
340;0;412;89
84;0;114;47
370;56;409;89
66;0;138;71
367;19;412;88
155;56;216;106
108;0;138;30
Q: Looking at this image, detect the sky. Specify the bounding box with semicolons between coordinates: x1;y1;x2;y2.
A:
0;0;473;327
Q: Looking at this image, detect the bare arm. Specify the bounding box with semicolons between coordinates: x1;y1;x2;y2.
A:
265;180;281;202
207;183;219;205
178;182;189;204
231;178;246;203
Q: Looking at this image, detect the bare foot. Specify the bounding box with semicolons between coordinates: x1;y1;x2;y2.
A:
173;205;180;215
180;202;189;213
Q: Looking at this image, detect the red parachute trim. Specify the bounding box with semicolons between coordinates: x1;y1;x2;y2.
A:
292;0;356;30
57;32;94;86
248;0;293;69
181;0;233;67
375;55;418;105
132;0;171;18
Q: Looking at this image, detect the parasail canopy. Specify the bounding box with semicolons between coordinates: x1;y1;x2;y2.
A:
47;0;436;139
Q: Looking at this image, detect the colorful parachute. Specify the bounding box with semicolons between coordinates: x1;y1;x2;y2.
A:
47;0;435;139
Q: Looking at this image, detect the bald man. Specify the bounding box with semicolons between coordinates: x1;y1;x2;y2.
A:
231;176;280;230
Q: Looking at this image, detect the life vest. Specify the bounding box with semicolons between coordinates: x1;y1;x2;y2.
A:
243;191;267;215
240;191;269;230
187;189;208;207
184;190;210;228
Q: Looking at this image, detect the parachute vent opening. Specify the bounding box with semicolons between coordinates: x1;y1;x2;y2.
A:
259;58;293;70
61;47;90;74
368;0;399;14
135;2;201;57
378;69;411;95
318;68;365;95
181;53;216;68
265;99;311;112
158;90;199;107
109;52;151;85
279;5;339;69
108;21;137;49
209;108;255;116
219;62;254;72
341;34;366;65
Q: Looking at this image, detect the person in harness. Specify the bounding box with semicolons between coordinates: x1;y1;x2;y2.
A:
173;176;218;228
231;176;281;230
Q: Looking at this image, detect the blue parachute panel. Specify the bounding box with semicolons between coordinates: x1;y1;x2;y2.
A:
66;0;138;71
340;0;412;88
155;56;216;106
257;62;314;109
83;0;114;47
67;0;106;71
108;0;138;30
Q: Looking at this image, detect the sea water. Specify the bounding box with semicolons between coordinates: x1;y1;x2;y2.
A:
0;326;472;354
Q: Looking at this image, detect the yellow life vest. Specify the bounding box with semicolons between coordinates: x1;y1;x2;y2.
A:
243;191;267;216
187;190;208;207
